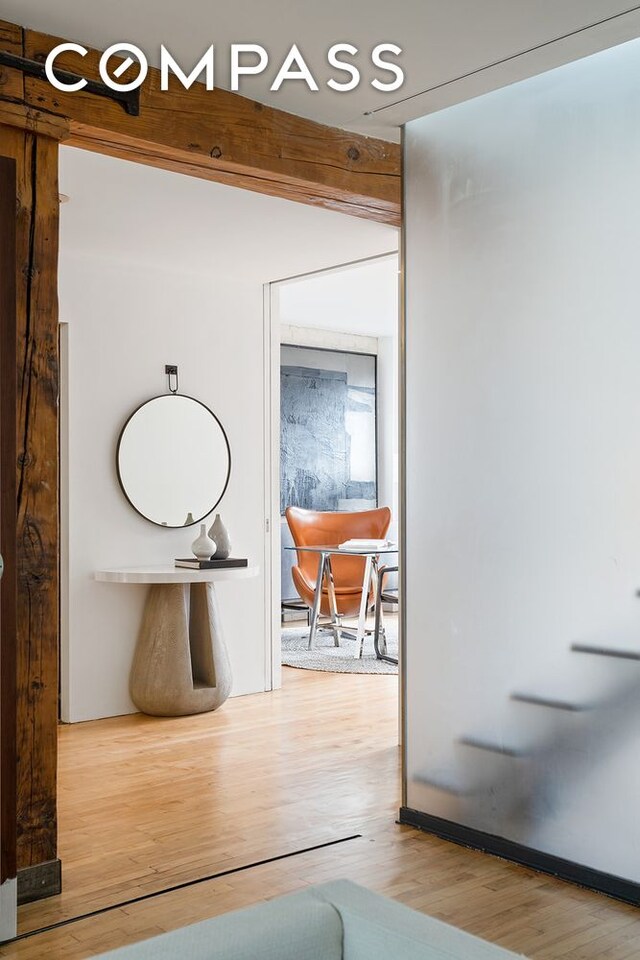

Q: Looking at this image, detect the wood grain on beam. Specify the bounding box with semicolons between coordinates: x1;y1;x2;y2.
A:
0;21;24;103
0;101;69;139
16;129;59;872
0;122;60;873
22;29;401;225
0;154;18;887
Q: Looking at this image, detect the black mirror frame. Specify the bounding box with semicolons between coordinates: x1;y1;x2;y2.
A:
116;393;232;528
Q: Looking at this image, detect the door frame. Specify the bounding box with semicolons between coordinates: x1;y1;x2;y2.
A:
0;154;18;941
263;251;400;690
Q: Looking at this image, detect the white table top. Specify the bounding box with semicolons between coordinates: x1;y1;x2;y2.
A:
95;564;259;584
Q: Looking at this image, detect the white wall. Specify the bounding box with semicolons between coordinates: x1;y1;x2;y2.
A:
61;259;268;721
278;257;398;336
404;38;640;881
280;324;377;356
377;334;399;545
59;147;397;723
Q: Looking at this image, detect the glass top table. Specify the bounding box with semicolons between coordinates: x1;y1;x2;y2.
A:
285;544;397;556
285;543;398;655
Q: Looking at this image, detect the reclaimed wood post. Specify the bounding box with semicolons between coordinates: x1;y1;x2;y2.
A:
0;112;61;900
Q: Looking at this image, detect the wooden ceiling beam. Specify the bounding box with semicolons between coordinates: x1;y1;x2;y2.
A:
0;21;24;102
0;24;401;225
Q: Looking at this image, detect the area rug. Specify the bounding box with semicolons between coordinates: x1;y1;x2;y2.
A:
281;624;398;675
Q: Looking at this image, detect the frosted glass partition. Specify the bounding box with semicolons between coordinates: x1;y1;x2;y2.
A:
403;39;640;885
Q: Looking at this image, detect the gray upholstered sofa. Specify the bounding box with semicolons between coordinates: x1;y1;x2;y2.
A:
95;879;526;959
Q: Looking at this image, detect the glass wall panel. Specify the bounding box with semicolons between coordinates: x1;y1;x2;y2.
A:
404;39;640;881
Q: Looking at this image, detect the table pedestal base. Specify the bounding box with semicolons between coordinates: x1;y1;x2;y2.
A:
308;553;379;658
130;582;232;717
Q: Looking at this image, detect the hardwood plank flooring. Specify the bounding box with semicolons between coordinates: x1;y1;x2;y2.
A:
6;665;640;958
18;664;399;934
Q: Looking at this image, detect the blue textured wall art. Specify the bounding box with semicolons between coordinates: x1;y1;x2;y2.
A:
280;365;349;513
280;352;377;514
280;348;378;601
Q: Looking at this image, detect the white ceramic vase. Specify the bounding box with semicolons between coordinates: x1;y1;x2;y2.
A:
208;514;231;559
191;523;216;560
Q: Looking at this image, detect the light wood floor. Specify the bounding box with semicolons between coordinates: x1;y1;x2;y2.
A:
6;666;640;958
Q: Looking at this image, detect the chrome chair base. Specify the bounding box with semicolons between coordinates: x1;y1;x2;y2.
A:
373;564;399;665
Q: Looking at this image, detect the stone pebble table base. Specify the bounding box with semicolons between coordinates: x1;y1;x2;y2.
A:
95;565;259;717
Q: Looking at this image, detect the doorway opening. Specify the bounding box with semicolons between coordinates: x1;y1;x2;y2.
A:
267;256;400;688
18;144;400;936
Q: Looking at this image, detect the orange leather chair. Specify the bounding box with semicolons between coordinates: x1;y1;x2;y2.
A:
285;506;391;618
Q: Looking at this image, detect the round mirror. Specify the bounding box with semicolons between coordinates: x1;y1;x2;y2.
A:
117;395;231;528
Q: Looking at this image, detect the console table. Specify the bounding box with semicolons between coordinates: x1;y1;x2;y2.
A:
95;565;258;717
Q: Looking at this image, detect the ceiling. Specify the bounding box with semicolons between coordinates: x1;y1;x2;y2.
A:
6;1;640;139
58;146;397;286
279;256;398;338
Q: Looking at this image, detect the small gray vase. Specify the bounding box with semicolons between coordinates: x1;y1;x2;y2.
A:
208;514;231;559
191;523;216;560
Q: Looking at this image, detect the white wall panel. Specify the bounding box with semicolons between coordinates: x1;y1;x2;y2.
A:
60;259;266;721
404;38;640;881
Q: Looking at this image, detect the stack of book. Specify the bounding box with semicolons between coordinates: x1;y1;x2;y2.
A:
175;558;248;570
338;539;394;551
